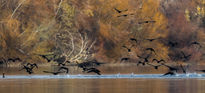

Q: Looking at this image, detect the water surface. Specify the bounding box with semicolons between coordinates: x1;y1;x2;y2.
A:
1;78;205;93
0;65;205;93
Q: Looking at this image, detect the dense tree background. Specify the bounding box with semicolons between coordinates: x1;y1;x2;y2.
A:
0;0;204;64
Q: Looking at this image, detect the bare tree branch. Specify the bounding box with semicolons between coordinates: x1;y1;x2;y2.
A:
67;31;75;57
55;0;63;15
11;0;26;19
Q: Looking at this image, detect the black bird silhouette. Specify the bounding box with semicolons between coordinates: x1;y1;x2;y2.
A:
7;58;21;62
82;67;89;72
168;41;178;47
147;63;162;69
0;58;6;64
138;21;156;24
58;67;69;73
152;59;165;63
146;38;157;42
196;69;205;73
181;51;191;61
162;71;176;76
145;48;156;55
161;63;178;72
137;61;146;66
117;14;128;17
39;54;53;62
130;38;138;43
85;68;101;75
43;71;64;75
19;63;38;74
19;65;34;74
121;57;130;62
26;63;38;69
122;45;131;52
114;8;128;13
189;41;202;48
180;64;186;74
137;54;150;63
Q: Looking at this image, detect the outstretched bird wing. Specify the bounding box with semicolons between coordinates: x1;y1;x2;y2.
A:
190;42;202;48
152;59;158;62
43;71;54;73
58;67;69;73
121;58;129;61
87;68;101;75
34;63;38;68
114;8;121;13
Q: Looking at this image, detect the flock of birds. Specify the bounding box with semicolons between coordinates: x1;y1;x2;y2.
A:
1;38;205;78
0;8;205;78
120;35;204;76
1;53;105;78
114;8;156;24
17;57;104;76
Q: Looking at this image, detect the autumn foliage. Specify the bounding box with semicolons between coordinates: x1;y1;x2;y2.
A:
0;0;204;64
